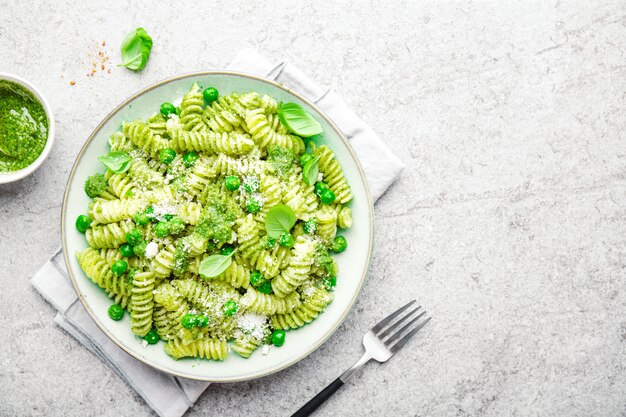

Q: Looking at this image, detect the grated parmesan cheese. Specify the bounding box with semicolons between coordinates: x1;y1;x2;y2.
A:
152;201;177;220
302;285;316;298
238;313;268;340
262;345;270;355
145;241;159;258
166;114;181;130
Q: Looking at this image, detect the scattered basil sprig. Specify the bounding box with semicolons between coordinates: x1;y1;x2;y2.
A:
302;156;321;186
199;249;237;278
277;103;323;137
118;28;153;71
98;151;131;173
265;205;296;238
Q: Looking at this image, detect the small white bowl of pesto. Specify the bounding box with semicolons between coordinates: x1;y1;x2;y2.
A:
0;73;54;184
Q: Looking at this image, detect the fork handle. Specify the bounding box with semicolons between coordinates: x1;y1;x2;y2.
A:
291;377;344;417
291;354;371;417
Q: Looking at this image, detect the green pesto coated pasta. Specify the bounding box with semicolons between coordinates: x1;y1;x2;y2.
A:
270;285;334;330
130;271;155;336
86;220;134;248
313;145;353;204
76;84;352;361
76;247;132;301
164;338;228;360
179;83;206;131
122;120;169;159
241;287;301;315
231;334;261;359
108;131;136;152
89;197;145;225
271;236;316;298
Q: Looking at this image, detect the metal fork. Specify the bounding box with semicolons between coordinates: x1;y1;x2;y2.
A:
291;300;431;417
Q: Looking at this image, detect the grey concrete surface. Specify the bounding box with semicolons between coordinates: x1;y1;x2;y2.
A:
1;1;626;416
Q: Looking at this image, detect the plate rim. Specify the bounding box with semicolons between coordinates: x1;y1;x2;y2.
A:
61;70;374;382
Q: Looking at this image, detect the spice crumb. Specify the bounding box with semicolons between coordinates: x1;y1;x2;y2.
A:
69;81;76;86
79;40;111;81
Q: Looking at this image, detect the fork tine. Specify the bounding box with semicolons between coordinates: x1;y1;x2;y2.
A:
389;316;431;353
371;300;416;334
378;306;422;340
384;311;426;346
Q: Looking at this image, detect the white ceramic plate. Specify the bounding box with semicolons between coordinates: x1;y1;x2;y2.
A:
62;72;373;381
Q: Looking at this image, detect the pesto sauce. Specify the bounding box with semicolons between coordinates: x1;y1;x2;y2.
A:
267;145;295;178
172;238;191;276
0;80;49;172
195;186;240;242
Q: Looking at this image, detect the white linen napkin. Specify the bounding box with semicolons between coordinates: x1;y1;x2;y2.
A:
31;48;404;417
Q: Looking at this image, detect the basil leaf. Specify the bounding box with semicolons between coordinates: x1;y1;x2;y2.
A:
302;156;321;186
277;103;323;137
98;151;132;173
119;28;153;71
199;250;236;278
265;204;296;238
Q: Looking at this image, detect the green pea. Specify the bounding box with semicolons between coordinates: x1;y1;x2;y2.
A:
160;102;177;118
119;243;134;257
257;281;273;294
181;314;197;329
330;236;347;253
324;276;337;290
154;222;170;237
203;87;219;103
299;153;314;167
126;229;143;245
320;188;336;205
168;217;185;235
221;246;235;256
159;148;176;165
224;175;240;191
250;271;267;287
314;182;329;196
108;304;124;320
303;219;317;234
246;198;261;213
279;233;294;248
271;330;286;347
183;151;198;168
133;212;150;226
133;240;147;257
111;260;128;275
263;236;276;249
144;328;160;344
75;215;92;233
196;315;209;328
222;300;238;317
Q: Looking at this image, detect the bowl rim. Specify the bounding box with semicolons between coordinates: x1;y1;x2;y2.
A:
0;72;55;184
61;70;374;382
